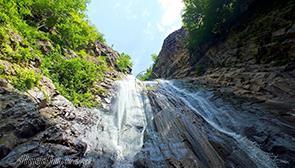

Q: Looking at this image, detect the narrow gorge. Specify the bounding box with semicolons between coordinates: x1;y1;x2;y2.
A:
1;0;295;168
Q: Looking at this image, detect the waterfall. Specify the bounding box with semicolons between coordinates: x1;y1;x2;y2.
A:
91;76;281;168
159;80;277;168
94;75;150;167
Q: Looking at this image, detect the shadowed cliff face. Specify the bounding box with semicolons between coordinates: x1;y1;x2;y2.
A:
150;28;191;79
152;1;295;80
150;0;295;114
146;1;295;167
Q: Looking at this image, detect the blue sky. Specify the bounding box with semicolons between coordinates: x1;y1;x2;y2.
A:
87;0;184;75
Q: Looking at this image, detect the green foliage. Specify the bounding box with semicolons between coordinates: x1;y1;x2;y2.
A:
41;51;108;107
138;54;158;81
182;0;238;49
151;53;158;62
10;67;41;91
0;0;111;107
55;58;97;93
116;53;132;72
138;67;152;81
54;13;104;50
0;0;105;63
0;64;4;75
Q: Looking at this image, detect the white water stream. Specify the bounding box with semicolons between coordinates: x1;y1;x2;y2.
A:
160;80;277;168
93;75;151;167
89;75;278;168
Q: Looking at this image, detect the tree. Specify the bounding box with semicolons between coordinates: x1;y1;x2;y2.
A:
137;54;158;81
182;0;237;49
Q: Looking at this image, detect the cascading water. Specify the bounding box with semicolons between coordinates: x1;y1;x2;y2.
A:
159;80;278;168
91;75;151;167
111;76;149;165
91;76;285;167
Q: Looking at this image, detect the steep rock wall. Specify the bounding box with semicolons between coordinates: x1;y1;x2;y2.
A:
152;1;294;79
151;0;295;110
0;41;125;166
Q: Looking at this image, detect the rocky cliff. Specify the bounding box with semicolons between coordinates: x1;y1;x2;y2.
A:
151;0;295;113
0;41;125;167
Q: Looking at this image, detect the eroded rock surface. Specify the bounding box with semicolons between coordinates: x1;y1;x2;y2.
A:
135;80;295;168
0;72;120;167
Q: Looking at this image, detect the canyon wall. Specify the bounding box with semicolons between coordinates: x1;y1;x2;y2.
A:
151;0;295;110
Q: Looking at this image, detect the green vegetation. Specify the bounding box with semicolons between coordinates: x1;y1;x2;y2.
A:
138;54;157;81
41;51;109;107
10;67;41;91
0;0;127;107
138;67;153;81
0;64;4;75
182;0;239;49
116;53;132;72
151;53;158;62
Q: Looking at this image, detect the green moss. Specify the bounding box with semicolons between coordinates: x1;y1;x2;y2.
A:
92;85;107;96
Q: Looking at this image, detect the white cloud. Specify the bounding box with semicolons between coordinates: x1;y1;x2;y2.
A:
157;0;184;35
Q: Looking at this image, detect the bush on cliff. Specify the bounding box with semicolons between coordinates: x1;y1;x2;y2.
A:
116;53;132;72
41;50;108;107
10;67;41;91
138;67;152;81
138;54;158;81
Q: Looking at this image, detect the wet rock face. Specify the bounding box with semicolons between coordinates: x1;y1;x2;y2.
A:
135;81;295;168
188;64;295;115
0;55;121;167
0;84;118;167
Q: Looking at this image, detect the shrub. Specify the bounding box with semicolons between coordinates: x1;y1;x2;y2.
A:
137;54;158;81
116;53;132;72
54;13;104;50
151;53;158;62
11;67;41;91
138;67;152;81
56;58;97;93
0;0;105;63
41;51;108;107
